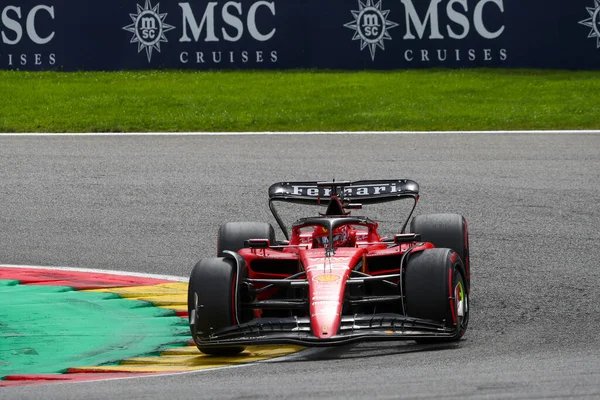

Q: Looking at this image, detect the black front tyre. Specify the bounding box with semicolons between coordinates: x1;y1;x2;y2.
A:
404;248;469;343
188;257;245;356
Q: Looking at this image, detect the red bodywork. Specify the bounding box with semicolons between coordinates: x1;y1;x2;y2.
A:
238;221;432;339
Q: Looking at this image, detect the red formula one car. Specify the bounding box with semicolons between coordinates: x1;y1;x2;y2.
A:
188;180;470;355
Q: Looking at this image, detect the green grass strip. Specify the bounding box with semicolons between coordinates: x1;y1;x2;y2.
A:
1;69;599;132
0;281;189;378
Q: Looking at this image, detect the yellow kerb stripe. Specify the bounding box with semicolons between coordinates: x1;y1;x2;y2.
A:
72;345;303;373
84;282;187;312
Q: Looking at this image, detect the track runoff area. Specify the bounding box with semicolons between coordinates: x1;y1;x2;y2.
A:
0;265;302;387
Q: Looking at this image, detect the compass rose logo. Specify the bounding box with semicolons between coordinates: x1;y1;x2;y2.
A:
123;0;175;62
579;0;600;49
344;0;398;61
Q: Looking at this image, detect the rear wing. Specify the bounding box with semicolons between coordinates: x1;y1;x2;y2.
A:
268;180;420;239
268;180;419;205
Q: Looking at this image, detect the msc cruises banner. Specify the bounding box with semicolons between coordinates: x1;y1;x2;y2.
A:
1;0;600;70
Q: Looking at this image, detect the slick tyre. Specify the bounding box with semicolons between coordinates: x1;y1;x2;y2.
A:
404;248;469;343
188;257;245;356
217;222;276;256
410;213;470;289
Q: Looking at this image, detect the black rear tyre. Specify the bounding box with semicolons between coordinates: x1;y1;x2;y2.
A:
410;213;470;290
404;248;469;343
217;222;275;256
188;257;245;356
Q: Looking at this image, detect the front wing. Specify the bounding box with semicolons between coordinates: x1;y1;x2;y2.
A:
190;313;457;348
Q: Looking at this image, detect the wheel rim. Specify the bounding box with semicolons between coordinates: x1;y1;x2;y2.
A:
454;280;468;334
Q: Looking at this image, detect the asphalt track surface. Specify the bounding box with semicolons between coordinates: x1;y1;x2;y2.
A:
1;133;599;399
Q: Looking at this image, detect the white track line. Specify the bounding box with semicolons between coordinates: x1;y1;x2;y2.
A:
0;130;600;136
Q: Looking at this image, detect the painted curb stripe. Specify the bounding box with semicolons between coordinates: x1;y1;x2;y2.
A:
0;266;172;289
0;264;187;282
0;373;157;387
0;266;303;387
86;283;188;317
69;345;304;373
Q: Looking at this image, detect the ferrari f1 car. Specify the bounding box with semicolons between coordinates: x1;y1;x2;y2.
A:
188;180;470;355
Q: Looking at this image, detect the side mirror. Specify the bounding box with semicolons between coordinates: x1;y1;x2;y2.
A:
244;239;271;248
394;233;421;244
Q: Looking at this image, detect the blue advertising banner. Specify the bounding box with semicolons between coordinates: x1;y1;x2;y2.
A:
1;0;600;70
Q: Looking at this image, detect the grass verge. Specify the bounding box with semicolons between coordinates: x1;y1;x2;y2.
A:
1;69;599;132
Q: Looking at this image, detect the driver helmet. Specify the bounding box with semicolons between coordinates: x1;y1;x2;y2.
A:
312;225;355;248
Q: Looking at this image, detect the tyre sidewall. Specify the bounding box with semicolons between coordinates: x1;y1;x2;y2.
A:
404;248;469;340
188;257;246;355
188;257;238;336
